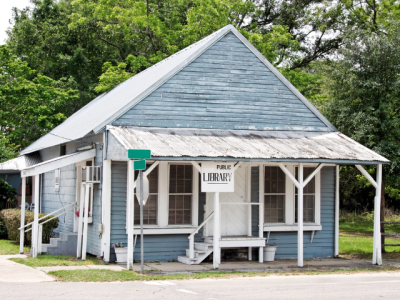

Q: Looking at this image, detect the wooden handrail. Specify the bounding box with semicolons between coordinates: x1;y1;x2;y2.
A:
19;201;77;230
188;211;214;240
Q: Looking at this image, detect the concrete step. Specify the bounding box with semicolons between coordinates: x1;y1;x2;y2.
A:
46;232;78;256
194;242;213;251
177;255;196;265
185;249;206;258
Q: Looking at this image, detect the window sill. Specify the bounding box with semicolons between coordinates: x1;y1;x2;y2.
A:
131;226;196;235
263;224;322;232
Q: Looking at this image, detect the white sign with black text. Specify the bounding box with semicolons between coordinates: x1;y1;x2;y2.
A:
201;162;235;192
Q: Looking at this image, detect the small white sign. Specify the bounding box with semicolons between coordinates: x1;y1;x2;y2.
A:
201;162;235;193
136;176;150;205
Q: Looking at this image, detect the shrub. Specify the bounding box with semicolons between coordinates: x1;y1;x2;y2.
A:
0;209;58;244
0;219;7;239
0;179;17;210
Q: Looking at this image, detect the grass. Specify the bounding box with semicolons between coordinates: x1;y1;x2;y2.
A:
0;239;29;255
9;254;104;267
49;266;400;282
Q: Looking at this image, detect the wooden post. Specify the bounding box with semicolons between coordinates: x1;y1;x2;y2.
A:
101;160;112;262
127;160;134;270
298;163;304;267
259;202;264;263
82;183;91;260
373;164;382;265
335;165;340;257
32;175;40;258
19;177;26;254
381;181;385;254
213;192;220;269
77;183;85;258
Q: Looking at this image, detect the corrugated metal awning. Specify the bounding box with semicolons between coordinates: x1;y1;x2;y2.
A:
108;126;389;164
21;149;96;177
0;153;42;172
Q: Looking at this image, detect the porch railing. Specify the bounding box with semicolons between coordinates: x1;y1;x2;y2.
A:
18;201;77;255
188;211;214;259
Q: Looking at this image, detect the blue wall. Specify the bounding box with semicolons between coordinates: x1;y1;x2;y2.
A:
113;32;330;132
251;166;335;259
110;161;205;262
0;174;21;195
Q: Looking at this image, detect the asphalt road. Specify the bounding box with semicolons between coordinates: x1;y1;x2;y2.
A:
1;272;400;299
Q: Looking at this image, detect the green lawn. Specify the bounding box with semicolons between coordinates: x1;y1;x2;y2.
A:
49;266;400;282
9;254;104;267
0;239;29;255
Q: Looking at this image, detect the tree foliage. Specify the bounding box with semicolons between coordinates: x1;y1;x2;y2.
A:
0;45;79;151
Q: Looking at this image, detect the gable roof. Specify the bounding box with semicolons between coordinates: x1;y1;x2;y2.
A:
21;25;336;155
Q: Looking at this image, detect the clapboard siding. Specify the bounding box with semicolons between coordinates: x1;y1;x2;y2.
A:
41;164;76;236
86;144;103;256
251;166;335;259
109;162;205;261
113;32;330;132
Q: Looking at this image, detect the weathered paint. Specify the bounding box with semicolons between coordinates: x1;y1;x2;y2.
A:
251;166;335;259
112;33;330;132
109;161;204;261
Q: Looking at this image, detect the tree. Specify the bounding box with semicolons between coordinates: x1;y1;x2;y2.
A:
0;45;79;152
325;27;400;238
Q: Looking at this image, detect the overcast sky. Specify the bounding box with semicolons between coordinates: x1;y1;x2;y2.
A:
0;0;33;44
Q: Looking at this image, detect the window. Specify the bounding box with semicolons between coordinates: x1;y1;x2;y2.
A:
60;144;66;156
134;165;158;225
295;167;316;223
264;166;285;223
168;165;193;225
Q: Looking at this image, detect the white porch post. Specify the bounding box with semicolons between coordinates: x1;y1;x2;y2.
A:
19;177;26;254
373;164;383;265
127;160;134;270
335;165;340;257
82;183;91;260
77;183;85;258
259;165;264;263
101;160;112;262
213;192;220;269
298;163;304;267
32;174;40;258
355;164;383;265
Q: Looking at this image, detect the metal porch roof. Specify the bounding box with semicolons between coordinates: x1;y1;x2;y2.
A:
108;126;389;164
0;153;42;172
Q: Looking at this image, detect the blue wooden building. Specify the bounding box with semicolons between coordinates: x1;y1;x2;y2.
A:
1;25;388;268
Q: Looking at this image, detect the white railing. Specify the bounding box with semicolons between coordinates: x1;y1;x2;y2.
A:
188;211;214;259
19;201;77;232
19;201;77;255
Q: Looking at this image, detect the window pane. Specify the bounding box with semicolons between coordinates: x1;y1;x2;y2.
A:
168;194;192;225
264;195;285;223
134;195;158;225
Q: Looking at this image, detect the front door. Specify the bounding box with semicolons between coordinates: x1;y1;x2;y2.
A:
205;164;250;237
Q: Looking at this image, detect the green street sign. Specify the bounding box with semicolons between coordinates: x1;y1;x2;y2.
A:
134;160;146;170
128;149;151;159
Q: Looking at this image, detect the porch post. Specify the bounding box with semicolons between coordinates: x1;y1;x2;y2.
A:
335;165;340;257
373;164;383;265
77;183;85;258
127;160;134;270
19;177;26;254
32;174;40;258
101;160;112;262
298;163;304;267
82;183;91;260
259;165;264;263
213;192;220;269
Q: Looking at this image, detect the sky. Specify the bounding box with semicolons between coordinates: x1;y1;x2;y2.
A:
0;0;33;44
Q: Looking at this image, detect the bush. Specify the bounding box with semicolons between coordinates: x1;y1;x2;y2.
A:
0;219;7;239
0;209;58;244
0;179;17;210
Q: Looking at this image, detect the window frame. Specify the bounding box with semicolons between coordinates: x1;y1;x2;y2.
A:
262;164;322;232
264;166;287;224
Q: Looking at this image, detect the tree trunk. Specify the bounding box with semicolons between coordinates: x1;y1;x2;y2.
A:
381;181;385;253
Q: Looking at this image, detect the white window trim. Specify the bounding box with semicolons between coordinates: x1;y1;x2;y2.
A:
166;162;199;227
126;161;199;234
262;163;322;232
75;159;94;226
